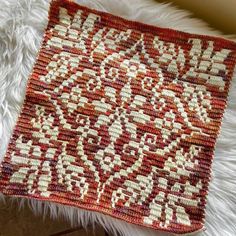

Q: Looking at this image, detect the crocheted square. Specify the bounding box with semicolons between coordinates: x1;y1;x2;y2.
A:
1;0;236;234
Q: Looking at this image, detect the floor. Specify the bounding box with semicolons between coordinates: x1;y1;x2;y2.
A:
0;197;107;236
157;0;236;35
1;1;234;236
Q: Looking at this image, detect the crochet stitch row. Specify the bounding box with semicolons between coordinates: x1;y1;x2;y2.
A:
0;0;236;234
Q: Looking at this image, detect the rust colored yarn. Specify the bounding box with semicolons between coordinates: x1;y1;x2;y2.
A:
0;0;236;234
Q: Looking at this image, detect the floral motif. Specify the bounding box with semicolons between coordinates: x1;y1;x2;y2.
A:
0;1;236;235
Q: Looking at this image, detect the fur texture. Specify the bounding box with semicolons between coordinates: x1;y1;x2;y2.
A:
0;0;235;235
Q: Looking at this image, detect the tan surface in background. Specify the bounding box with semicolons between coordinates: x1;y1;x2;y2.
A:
157;0;236;35
0;1;235;236
0;198;106;236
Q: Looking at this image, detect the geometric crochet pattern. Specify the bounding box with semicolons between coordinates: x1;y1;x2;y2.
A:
0;0;236;234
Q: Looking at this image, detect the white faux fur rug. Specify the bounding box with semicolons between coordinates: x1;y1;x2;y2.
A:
0;0;235;235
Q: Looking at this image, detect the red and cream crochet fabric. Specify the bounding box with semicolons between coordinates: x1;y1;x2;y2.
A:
0;0;236;234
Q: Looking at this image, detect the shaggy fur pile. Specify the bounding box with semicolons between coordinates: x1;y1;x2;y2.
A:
0;0;235;235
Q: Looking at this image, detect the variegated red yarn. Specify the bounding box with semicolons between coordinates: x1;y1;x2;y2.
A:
0;0;236;234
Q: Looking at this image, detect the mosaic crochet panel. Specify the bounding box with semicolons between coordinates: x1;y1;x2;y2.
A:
0;0;236;234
